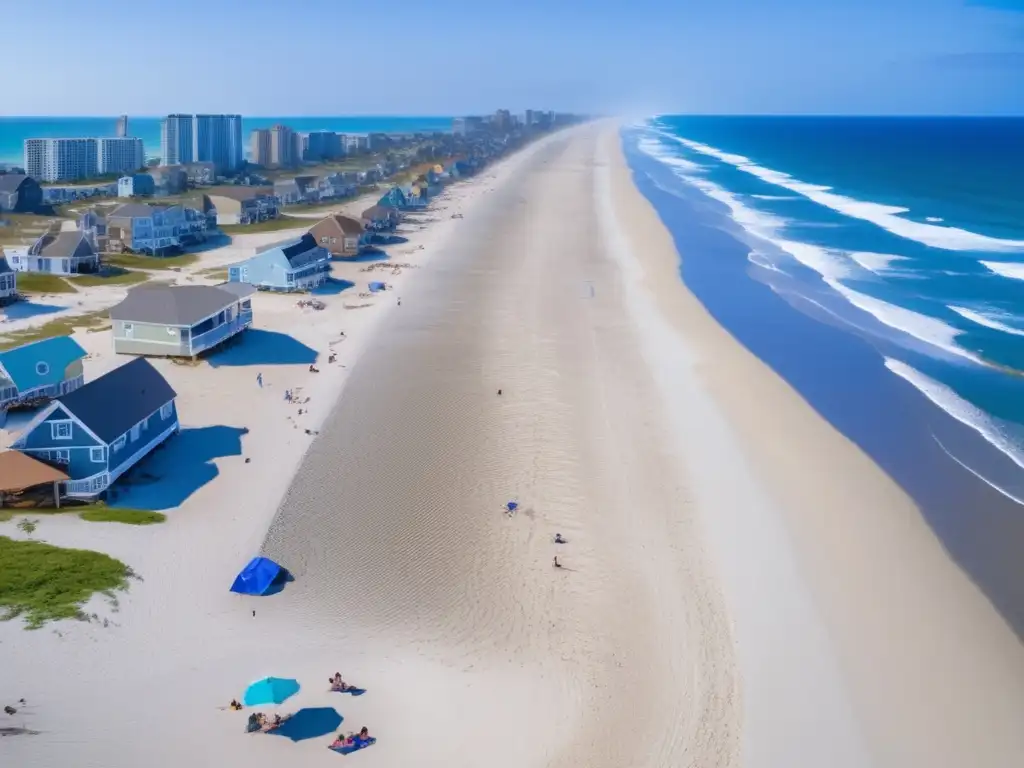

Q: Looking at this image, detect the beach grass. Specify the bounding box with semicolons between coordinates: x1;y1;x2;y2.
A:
0;535;135;629
220;216;308;234
0;505;165;525
79;508;166;525
12;272;77;294
196;267;229;281
0;309;109;350
68;268;149;287
104;252;199;271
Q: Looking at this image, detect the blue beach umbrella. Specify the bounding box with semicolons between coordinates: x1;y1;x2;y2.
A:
244;677;300;707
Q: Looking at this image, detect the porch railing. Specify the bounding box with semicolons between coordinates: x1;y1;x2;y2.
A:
189;313;252;355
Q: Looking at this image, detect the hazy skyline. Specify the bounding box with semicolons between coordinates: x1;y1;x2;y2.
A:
3;0;1023;116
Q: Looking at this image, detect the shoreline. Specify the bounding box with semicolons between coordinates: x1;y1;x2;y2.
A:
3;121;1023;768
610;126;1024;765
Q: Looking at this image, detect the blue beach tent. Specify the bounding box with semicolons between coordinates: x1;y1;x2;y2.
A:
368;281;386;292
230;556;284;595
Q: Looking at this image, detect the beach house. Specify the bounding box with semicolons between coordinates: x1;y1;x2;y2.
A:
360;205;401;232
228;233;330;292
109;283;256;358
11;357;178;499
0;249;16;304
106;203;208;255
0;336;87;422
6;230;101;275
378;187;408;209
203;187;279;226
0;174;43;213
308;214;366;257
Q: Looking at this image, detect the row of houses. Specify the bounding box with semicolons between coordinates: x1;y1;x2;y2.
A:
0;277;260;498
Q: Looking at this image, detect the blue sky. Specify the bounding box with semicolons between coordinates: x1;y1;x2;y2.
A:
2;0;1022;115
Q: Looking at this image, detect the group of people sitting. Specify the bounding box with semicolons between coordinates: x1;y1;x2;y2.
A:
331;726;372;750
246;711;292;733
329;672;356;692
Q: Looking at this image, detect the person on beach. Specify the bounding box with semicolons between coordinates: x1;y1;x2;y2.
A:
553;556;562;568
256;372;263;388
498;388;502;395
554;533;566;544
229;699;242;710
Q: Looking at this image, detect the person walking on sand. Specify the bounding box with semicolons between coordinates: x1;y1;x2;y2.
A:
553;556;562;569
256;372;263;388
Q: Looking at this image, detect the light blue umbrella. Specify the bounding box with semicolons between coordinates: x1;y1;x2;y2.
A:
244;677;300;706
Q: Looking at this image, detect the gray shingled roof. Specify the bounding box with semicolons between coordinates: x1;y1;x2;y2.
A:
109;285;244;326
57;358;176;444
206;186;273;202
108;202;165;218
35;231;95;259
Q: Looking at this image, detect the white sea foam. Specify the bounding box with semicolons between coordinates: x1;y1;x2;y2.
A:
931;434;1024;507
636;136;705;174
669;137;1024;253
751;194;799;201
925;217;944;223
848;251;910;276
825;280;978;364
885;358;1024;472
948;305;1024;337
980;261;1024;281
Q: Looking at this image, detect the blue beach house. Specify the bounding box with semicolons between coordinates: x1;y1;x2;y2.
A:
228;233;330;292
0;336;87;420
12;357;178;498
378;187;408;209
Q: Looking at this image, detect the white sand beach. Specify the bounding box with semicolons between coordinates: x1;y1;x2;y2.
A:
3;123;1024;768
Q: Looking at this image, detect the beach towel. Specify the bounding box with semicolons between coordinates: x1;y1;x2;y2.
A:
330;687;366;696
330;737;377;754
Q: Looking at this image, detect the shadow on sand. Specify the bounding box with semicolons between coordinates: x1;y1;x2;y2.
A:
333;248;388;264
110;425;247;510
312;278;354;296
206;329;318;367
368;234;409;246
2;300;64;322
184;234;232;253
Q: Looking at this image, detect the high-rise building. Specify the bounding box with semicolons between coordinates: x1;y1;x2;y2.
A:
161;114;243;172
116;115;129;138
494;109;512;131
24;138;99;182
250;129;273;166
303;130;342;162
194;114;243;172
97;137;144;175
452;117;484;136
269;125;298;167
161;114;194;166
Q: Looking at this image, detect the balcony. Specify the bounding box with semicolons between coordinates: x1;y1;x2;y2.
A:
188;311;253;355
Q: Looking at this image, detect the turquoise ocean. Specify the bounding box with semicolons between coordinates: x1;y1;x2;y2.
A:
624;116;1024;634
0;116;455;166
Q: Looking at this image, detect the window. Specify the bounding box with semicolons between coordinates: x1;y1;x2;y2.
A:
35;361;50;376
50;420;72;440
166;327;177;336
141;415;149;431
113;435;126;451
90;447;105;462
53;449;70;465
130;423;141;441
123;322;134;338
160;402;173;420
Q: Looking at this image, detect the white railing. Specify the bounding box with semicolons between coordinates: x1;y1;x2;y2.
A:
65;472;109;497
107;419;178;485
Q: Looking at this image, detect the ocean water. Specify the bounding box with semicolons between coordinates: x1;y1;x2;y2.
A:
0;116;455;166
624;116;1024;634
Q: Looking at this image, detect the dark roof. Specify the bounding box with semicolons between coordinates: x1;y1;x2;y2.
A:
108;202;165;219
281;233;319;263
34;231;96;259
109;284;244;326
57;358;176;444
0;174;31;193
